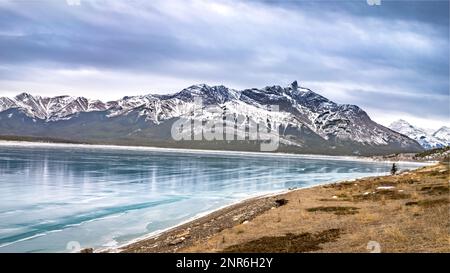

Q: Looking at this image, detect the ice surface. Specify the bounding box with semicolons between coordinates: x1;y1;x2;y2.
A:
0;143;428;252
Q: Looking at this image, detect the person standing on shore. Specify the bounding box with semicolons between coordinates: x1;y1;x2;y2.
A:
391;163;398;175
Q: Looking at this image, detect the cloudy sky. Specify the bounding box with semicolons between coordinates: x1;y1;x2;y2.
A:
0;0;448;129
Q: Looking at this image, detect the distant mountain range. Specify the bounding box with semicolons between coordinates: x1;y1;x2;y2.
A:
389;119;450;149
0;81;424;155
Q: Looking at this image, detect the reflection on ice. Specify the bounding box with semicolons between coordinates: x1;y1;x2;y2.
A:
0;144;426;252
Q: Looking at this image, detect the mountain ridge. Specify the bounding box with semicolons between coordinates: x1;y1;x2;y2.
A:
388;119;449;149
0;81;423;155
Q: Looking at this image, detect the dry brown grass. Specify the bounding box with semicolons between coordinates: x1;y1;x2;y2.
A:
222;229;342;253
356;211;382;224
306;206;360;215
383;226;408;243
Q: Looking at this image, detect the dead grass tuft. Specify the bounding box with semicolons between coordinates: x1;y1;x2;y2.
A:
306;206;360;215
405;198;449;208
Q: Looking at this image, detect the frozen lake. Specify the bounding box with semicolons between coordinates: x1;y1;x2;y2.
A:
0;142;427;252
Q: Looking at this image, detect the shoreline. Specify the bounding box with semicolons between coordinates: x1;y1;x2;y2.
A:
105;179;366;253
101;189;289;253
115;162;448;253
0;140;432;165
113;191;289;253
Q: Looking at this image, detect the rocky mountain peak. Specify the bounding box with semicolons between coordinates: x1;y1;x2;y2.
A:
0;83;428;155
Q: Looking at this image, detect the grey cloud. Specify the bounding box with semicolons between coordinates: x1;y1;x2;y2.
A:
0;0;448;126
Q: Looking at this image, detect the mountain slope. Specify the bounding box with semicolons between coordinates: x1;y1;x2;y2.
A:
0;81;423;155
0;93;107;121
432;126;450;146
389;120;447;149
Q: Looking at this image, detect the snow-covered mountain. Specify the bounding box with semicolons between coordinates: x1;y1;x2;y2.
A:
389;120;448;149
0;81;423;155
0;92;107;121
432;126;450;146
